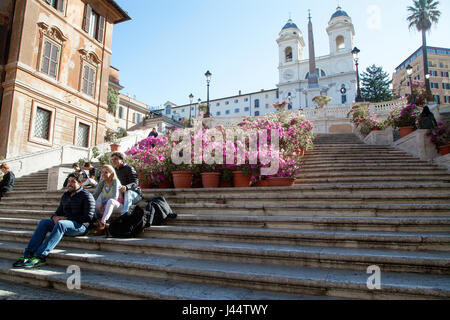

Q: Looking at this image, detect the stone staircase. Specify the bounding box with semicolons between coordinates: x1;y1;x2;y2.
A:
0;133;449;299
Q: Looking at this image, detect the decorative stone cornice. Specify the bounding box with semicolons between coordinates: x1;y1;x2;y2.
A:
37;22;68;45
78;49;102;65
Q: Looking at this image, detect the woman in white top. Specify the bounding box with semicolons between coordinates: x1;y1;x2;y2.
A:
92;165;124;236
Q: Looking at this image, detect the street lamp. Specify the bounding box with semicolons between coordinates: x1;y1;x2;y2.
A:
188;93;194;127
406;64;415;104
351;47;364;102
204;70;212;118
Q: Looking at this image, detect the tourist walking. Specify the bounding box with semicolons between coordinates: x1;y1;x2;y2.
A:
12;172;95;268
0;162;15;201
418;106;438;129
92;165;123;236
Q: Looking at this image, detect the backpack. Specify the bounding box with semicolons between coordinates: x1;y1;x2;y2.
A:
108;205;151;238
146;196;177;226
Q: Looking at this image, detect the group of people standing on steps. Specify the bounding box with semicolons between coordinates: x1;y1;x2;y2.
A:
11;151;142;269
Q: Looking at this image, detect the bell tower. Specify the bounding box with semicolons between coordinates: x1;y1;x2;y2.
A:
326;6;355;55
277;19;305;83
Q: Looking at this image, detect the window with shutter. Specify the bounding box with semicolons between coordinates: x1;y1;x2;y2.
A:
82;4;105;43
40;40;59;79
82;64;96;97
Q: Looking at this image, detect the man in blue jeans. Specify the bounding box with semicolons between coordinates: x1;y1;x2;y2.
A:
110;152;143;215
12;172;95;268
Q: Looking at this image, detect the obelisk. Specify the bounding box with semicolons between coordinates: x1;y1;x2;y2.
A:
308;10;319;88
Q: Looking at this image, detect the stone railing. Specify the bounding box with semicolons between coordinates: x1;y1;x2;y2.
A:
301;105;351;121
3;128;152;178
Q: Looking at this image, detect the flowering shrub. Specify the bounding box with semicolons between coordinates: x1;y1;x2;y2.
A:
125;110;314;185
347;104;369;128
392;104;420;128
312;95;332;108
429;121;450;147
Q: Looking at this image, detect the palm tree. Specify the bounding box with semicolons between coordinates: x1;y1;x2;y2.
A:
407;0;441;92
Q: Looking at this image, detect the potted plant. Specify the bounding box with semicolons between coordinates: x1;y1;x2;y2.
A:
105;129;120;151
199;163;221;188
429;121;450;156
392;104;421;138
312;95;332;109
266;156;300;187
219;168;233;188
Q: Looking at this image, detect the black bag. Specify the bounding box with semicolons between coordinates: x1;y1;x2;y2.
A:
146;196;177;226
108;205;151;238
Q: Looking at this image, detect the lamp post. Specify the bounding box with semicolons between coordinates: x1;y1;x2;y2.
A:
188;93;194;127
204;70;212;118
197;98;201;119
406;64;415;105
352;47;364;102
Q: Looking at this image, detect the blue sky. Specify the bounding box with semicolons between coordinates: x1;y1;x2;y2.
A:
111;0;450;109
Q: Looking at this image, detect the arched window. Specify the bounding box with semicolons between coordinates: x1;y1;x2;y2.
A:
336;36;345;50
285;47;293;62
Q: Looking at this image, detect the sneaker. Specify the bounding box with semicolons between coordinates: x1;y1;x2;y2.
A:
12;256;30;268
23;257;47;269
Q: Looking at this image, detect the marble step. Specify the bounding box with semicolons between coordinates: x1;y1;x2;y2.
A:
295;176;450;184
0;258;314;300
4;183;450;198
2;213;450;233
1;202;449;217
1;235;449;282
2;192;450;205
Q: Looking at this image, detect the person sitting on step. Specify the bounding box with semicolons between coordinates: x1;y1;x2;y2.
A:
110;152;143;216
63;163;88;189
12;172;95;269
92;165;123;236
0;162;15;201
81;162;99;189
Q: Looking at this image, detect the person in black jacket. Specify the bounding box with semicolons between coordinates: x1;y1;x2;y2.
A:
110;152;143;215
148;128;158;138
418;106;438;129
0;162;15;201
12;172;95;269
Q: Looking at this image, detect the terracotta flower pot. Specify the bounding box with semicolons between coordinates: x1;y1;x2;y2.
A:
253;179;269;187
399;126;414;138
172;171;193;189
110;144;120;152
158;176;171;189
232;171;251;188
138;173;152;189
267;177;295;187
219;179;233;188
439;145;450;156
201;172;221;188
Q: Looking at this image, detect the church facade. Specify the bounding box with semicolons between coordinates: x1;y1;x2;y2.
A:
162;7;358;124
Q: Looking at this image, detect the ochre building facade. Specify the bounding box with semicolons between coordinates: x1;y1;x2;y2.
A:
0;0;130;158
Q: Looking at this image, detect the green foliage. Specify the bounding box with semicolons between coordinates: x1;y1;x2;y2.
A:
407;0;441;32
360;65;393;103
107;88;119;115
105;128;127;144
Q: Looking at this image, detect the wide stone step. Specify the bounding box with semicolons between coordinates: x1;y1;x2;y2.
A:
302;156;419;161
1;202;449;217
2;211;450;233
1;234;449;281
2;246;446;300
295;176;450;184
166;215;450;233
1;218;450;253
2;192;450;206
300;164;443;170
296;171;450;179
0;258;312;300
301;159;431;166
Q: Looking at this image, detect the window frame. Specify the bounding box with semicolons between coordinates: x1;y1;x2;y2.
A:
74;118;93;149
28;101;56;147
80;62;97;98
82;4;106;43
